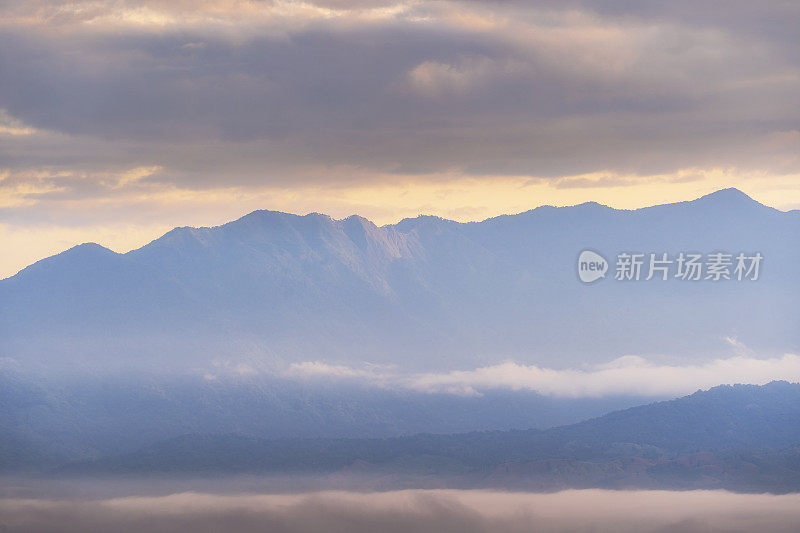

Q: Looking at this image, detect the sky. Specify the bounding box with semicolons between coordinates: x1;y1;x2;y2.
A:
1;0;800;278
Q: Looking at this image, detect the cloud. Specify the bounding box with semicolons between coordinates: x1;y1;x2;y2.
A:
2;489;800;533
724;336;753;357
287;354;800;398
2;0;800;273
1;0;798;178
0;108;39;136
404;56;526;97
287;361;390;380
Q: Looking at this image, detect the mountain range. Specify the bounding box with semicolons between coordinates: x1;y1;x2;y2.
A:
60;381;800;493
2;188;798;374
2;189;800;492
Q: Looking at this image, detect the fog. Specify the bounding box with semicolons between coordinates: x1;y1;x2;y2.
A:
1;488;799;533
289;354;800;398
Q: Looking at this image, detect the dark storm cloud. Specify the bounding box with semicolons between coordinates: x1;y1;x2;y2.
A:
0;0;798;203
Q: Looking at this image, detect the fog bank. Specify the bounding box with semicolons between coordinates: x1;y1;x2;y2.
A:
1;489;800;533
290;354;800;397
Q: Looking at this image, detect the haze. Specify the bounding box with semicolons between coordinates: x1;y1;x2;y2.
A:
2;488;800;533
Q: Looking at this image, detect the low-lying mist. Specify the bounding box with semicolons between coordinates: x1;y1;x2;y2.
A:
1;488;799;533
289;353;800;397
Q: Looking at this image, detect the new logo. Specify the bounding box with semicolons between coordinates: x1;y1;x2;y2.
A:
577;250;608;283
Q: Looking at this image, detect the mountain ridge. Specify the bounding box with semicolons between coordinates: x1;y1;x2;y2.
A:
0;188;779;282
58;380;800;492
1;188;797;373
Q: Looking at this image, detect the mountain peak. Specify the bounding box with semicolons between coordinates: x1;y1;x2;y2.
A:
221;209;334;234
235;209;296;223
640;187;774;215
7;242;118;280
341;214;377;230
392;215;454;233
693;188;762;207
46;242;118;263
65;242;115;254
572;200;613;211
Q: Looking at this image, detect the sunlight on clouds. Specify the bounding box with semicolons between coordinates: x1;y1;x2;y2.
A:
0;0;413;32
2;164;800;278
106;165;163;189
0;181;67;208
90;5;177;27
429;4;649;75
0;109;40;137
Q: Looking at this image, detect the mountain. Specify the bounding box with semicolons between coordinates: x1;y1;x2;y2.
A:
61;381;800;492
1;188;798;373
0;370;646;472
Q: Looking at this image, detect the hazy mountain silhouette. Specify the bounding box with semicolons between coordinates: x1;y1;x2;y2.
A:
0;370;650;472
61;381;800;492
1;188;798;372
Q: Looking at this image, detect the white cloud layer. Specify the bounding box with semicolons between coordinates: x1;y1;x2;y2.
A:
287;354;800;397
2;489;800;533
